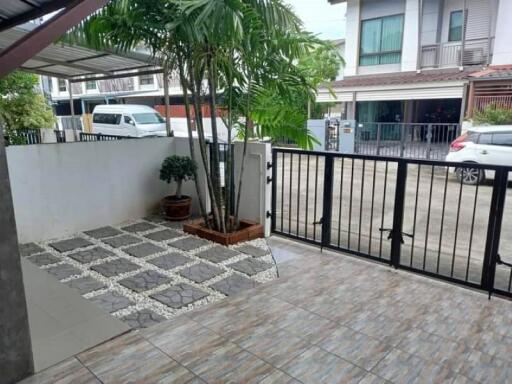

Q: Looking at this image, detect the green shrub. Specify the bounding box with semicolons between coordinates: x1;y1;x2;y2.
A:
473;104;512;125
159;155;197;198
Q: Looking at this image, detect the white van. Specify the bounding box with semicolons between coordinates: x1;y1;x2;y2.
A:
91;104;168;137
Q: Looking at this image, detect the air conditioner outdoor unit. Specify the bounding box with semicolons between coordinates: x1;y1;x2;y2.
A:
464;48;485;65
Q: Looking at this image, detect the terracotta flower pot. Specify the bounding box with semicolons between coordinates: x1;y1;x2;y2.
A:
162;195;192;221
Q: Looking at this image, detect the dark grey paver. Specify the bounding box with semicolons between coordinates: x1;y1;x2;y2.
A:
170;237;210;251
123;242;166;258
65;276;106;294
161;221;186;230
26;252;60;267
236;244;269;257
229;258;273;276
196;246;240;263
150;283;209;309
121;222;157;233
68;247;115;264
147;252;192;270
121;309;166;329
210;274;257;296
84;226;122;239
91;259;140;277
19;242;45;256
46;263;82;280
143;215;168;223
119;270;171;293
102;234;142;248
179;262;224;283
144;229;182;242
49;237;93;253
89;292;134;313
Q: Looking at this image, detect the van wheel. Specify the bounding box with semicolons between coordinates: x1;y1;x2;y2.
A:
456;166;484;185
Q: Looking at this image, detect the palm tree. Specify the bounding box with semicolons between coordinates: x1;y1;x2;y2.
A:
68;0;340;233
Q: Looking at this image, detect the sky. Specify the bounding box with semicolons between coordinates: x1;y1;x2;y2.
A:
285;0;347;41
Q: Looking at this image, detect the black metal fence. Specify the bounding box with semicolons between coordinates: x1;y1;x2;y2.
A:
4;129;42;146
355;123;461;160
271;147;512;298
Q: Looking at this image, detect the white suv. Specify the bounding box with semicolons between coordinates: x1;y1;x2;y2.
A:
445;126;512;184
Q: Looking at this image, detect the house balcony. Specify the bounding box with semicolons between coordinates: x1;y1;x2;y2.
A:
420;37;493;69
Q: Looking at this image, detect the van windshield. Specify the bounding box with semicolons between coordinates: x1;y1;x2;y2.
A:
132;113;165;124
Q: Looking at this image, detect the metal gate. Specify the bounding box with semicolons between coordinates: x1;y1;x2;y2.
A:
271;147;512;298
355;123;461;160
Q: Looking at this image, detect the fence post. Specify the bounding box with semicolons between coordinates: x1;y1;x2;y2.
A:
270;149;277;233
390;160;407;268
482;168;508;296
426;124;433;160
400;124;405;158
376;123;381;156
321;155;335;248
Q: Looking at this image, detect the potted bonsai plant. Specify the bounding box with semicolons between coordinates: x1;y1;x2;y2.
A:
159;155;197;220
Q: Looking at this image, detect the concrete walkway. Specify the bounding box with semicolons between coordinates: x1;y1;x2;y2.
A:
22;258;129;372
20;236;512;383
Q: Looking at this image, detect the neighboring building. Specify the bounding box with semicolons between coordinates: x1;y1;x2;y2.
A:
319;0;512;125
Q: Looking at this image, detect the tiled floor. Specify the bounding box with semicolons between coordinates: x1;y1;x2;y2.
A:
20;216;277;330
20;236;512;384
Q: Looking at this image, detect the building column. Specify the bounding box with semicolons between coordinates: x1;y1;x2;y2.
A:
343;0;361;77
0;136;34;384
163;68;171;137
402;0;421;72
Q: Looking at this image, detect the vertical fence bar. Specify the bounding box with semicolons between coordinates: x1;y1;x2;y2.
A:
376;123;381;156
426;124;432;160
271;149;277;233
390;160;408;268
321;155;334;248
482;168;508;294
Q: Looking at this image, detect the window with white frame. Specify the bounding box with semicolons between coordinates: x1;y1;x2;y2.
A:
359;14;404;66
139;74;154;86
58;79;67;92
85;80;97;90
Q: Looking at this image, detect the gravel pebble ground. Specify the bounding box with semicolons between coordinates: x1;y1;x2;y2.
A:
22;217;278;329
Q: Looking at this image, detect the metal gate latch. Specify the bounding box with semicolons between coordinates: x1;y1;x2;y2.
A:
497;254;512;268
379;228;413;244
313;218;324;225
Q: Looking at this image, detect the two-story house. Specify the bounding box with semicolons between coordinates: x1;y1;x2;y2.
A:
320;0;512;127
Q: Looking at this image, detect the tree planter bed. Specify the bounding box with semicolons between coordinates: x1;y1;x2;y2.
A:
183;218;263;246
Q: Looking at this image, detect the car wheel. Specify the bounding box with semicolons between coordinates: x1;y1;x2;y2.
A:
456;166;484;185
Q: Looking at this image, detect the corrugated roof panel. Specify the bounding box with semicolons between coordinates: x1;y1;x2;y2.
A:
33;64;91;76
81;55;149;71
0;1;33;19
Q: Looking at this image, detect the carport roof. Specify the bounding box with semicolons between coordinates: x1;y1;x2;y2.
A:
0;24;161;81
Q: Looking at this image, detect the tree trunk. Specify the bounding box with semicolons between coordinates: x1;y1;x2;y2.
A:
206;52;226;233
177;55;209;227
189;60;222;231
175;179;182;199
234;77;252;228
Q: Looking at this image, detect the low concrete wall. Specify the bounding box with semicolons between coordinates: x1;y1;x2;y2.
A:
6;137;198;243
7;136;270;242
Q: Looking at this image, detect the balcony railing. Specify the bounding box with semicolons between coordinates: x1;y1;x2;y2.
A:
420;37;493;69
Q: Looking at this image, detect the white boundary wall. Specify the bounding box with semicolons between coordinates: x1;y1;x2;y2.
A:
6;137;271;243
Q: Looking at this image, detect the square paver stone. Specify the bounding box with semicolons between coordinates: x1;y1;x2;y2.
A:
147;252;192;270
91;259;140;277
49;237;93;253
170;237;210;251
119;270;171;293
84;226;122;239
89;292;134;313
210;274;257;296
121;309;166;329
26;252;60;267
65;276;106;294
121;222;158;233
68;246;115;264
196;246;240;263
236;244;269;257
150;283;209;309
123;242;166;258
143;215;168;223
179;262;224;283
229;258;273;276
144;229;182;242
19;242;45;256
102;234;142;248
46;263;82;280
